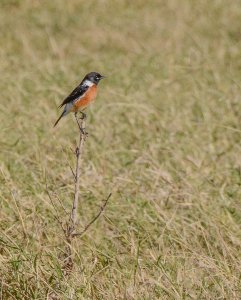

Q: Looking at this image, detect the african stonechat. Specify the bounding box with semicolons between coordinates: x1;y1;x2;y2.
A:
54;72;105;127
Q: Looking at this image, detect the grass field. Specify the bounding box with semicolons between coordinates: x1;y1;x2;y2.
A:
1;0;241;299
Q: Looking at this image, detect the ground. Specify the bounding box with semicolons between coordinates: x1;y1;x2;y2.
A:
1;0;241;299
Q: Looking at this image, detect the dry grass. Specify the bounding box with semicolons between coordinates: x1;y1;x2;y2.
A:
1;0;241;299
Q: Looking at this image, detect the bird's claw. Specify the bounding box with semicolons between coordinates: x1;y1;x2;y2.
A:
79;112;87;120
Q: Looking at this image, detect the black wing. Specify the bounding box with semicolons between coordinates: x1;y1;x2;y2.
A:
59;83;88;108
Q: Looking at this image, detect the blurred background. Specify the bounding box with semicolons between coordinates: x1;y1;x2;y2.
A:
1;0;241;298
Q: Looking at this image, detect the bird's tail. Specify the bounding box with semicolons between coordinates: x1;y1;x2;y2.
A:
53;111;65;127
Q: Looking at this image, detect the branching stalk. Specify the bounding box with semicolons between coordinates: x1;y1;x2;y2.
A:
48;112;111;284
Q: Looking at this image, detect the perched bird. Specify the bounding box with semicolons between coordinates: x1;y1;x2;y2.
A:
54;72;105;127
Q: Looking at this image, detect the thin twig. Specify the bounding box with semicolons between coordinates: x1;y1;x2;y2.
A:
55;193;68;215
69;165;76;181
73;193;111;237
46;183;66;235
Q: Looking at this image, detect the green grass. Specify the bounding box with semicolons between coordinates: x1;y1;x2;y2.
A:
1;0;241;299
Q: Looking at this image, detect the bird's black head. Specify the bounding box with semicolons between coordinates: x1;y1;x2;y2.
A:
85;72;106;85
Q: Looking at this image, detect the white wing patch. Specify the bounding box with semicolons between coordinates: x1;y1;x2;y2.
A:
83;79;94;87
64;102;74;113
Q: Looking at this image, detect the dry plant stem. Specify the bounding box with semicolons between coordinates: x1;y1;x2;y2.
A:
68;112;86;238
62;112;110;278
63;113;87;277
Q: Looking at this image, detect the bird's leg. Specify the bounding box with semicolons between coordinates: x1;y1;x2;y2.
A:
79;111;87;120
78;111;88;136
75;112;85;135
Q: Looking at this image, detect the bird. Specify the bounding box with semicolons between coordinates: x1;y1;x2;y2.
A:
54;71;105;127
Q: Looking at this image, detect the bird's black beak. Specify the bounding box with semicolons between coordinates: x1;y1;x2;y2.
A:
100;75;107;79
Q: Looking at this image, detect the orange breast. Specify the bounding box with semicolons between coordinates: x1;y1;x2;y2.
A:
73;85;97;111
